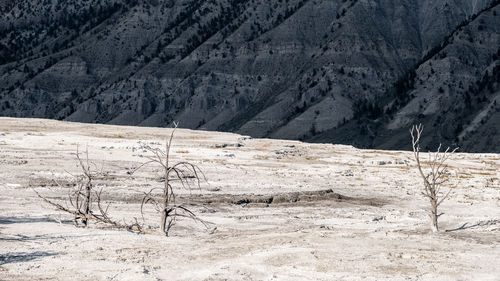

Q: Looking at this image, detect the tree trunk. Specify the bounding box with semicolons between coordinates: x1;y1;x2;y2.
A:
160;198;168;235
83;181;91;226
430;199;439;232
160;205;167;234
160;177;169;235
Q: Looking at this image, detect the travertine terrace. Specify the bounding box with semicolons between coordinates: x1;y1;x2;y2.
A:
0;117;499;280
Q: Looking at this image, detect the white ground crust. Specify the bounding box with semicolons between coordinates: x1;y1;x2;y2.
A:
0;117;499;280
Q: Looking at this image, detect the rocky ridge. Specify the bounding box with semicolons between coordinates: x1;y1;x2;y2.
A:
0;0;499;152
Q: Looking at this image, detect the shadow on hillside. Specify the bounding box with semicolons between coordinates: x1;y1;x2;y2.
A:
0;251;60;265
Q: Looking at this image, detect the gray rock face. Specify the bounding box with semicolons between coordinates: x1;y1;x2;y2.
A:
1;0;499;152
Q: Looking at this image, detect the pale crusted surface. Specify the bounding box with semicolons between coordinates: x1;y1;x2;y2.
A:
0;117;499;280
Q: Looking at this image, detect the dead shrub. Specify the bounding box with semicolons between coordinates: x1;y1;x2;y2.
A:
32;147;141;231
132;122;211;236
410;124;458;232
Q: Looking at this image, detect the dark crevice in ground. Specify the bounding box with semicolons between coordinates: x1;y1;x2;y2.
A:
107;188;388;207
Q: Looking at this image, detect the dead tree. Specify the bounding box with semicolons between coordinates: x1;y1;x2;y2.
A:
410;124;458;232
133;122;210;236
33;147;122;228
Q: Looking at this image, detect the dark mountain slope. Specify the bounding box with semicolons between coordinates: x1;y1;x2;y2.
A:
0;0;499;152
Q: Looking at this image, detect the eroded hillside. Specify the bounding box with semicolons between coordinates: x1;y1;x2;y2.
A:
0;0;499;152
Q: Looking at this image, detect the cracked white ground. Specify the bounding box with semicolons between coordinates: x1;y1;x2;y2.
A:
0;117;499;280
